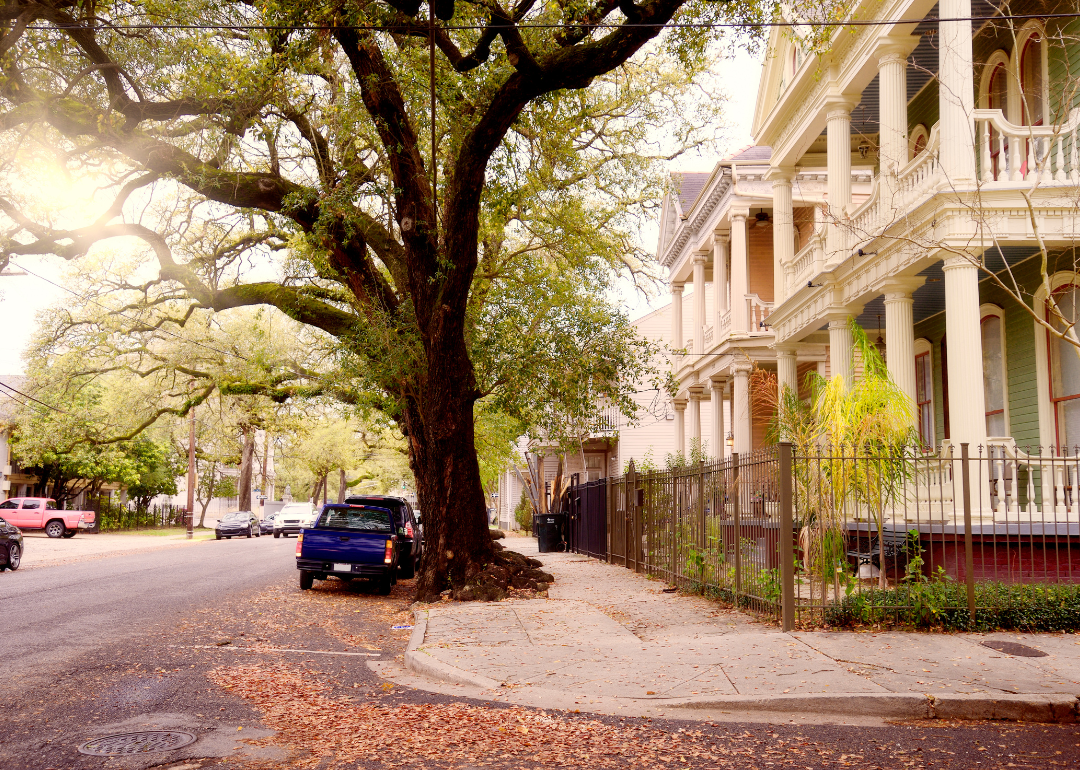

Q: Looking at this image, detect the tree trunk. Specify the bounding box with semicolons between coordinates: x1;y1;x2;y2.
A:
337;468;346;503
409;336;499;602
238;427;255;510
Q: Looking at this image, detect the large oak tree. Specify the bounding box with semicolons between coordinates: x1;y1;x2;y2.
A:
0;0;779;599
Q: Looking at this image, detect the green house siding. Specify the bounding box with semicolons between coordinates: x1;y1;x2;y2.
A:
1048;19;1080;116
907;79;938;139
911;255;1056;449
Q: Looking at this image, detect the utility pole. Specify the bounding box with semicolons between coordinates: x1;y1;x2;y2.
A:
186;406;196;540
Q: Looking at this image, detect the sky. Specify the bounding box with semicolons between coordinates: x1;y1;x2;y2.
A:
0;49;764;375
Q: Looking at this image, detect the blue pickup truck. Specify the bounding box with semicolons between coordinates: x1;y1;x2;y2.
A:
295;504;402;594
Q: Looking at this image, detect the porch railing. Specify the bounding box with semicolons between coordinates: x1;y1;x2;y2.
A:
974;107;1080;184
746;294;773;331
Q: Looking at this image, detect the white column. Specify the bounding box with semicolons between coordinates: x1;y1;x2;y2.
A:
776;346;798;441
777;346;798;395
730;210;749;333
771;169;794;305
943;256;987;447
828;316;855;387
826;99;855;264
711;378;726;461
939;0;976;185
674;399;687;457
689;390;702;452
692;253;707;355
671;282;684;357
883;279;924;418
713;234;729;322
732;363;752;454
878;47;910;184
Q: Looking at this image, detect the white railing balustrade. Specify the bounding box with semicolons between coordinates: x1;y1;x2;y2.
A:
973;108;1080;184
788;237;817;294
718;309;731;339
703;325;713;346
746;294;773;331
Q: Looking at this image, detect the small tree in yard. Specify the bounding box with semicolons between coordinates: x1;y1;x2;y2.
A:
514;489;534;534
0;0;829;600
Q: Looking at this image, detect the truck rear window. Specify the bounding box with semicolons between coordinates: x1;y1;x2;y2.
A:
319;507;393;533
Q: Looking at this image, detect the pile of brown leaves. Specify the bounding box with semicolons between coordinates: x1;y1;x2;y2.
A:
208;662;770;769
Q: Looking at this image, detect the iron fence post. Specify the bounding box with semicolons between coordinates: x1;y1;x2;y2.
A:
779;442;795;631
960;442;977;623
605;475;612;564
733;452;741;603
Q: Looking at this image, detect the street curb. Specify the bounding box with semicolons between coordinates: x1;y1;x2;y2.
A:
644;692;1080;723
404;609;502;691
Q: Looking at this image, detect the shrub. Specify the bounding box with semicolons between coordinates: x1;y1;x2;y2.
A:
824;581;1080;632
514;489;534;533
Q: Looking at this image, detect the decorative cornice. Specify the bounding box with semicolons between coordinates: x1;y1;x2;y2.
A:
660;168;733;268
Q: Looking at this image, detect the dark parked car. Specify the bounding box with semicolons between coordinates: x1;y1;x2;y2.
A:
343;495;422;578
0;516;22;571
259;513;277;535
215;511;260;540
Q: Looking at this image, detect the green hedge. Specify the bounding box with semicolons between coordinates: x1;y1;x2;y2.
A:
824;581;1080;631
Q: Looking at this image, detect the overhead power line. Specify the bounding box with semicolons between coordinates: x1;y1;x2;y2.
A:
22;11;1080;34
0;379;68;414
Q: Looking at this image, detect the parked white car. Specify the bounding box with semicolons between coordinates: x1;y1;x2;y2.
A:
273;502;316;538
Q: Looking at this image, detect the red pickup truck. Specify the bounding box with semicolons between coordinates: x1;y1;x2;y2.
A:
0;497;95;538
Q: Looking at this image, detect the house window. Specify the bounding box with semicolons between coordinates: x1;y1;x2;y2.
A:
982;308;1008;436
1020;31;1045;127
988;63;1009;179
909;124;929;160
915;343;934;448
1048;284;1080;449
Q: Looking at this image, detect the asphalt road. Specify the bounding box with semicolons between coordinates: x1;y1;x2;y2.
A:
1;537;1078;770
0;533;295;691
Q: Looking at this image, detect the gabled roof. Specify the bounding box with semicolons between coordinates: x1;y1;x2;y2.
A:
670;172;712;215
725;144;773;163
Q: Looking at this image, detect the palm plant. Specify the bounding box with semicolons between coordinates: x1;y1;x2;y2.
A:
755;319;919;592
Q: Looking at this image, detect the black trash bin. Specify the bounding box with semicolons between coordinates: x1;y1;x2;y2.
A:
534;512;568;553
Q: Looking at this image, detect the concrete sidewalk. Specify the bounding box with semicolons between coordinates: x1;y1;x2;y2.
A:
396;538;1080;723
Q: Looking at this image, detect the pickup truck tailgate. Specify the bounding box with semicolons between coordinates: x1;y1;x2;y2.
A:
299;528;388;563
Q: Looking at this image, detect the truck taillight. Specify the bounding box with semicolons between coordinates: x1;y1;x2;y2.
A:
405;522;414;538
384;539;394;564
295;532;303;557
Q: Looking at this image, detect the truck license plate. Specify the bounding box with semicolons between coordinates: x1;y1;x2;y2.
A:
333;563;351;572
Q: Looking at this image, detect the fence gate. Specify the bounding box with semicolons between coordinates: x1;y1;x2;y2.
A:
570;476;608;560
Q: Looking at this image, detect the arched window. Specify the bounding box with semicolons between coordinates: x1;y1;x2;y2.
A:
1048;283;1080;449
981;305;1008;437
988;63;1009;179
1020;31;1046;127
909;124;929;160
914;338;935;448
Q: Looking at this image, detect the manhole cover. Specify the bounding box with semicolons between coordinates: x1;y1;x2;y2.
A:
77;731;197;756
980;640;1048;657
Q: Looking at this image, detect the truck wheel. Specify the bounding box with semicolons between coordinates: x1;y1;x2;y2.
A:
299;571;314;590
44;520;65;539
398;554;415;580
7;543;20;570
274;532;280;539
215;533;221;540
377;575;393;595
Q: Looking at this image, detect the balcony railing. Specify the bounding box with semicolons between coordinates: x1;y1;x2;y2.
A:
848;123;942;238
746;294;773;331
974;107;1080;184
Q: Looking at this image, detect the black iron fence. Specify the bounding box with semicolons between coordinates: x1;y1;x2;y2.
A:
87;498;188;531
570;442;1080;630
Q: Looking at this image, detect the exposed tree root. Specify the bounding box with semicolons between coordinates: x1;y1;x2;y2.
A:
448;541;554;601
